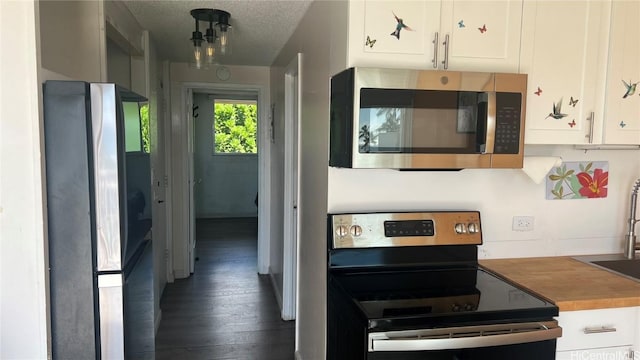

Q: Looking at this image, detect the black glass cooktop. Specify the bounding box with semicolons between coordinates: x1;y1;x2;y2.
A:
329;267;558;331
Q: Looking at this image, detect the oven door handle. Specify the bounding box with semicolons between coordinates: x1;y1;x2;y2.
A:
368;320;562;352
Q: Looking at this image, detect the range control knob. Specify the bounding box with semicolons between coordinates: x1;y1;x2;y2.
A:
336;225;349;238
452;304;461;312
467;223;479;234
454;223;467;234
464;303;475;311
350;225;363;237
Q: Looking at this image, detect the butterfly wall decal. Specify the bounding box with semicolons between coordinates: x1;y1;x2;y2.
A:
534;87;542;96
478;24;487;33
458;20;465;28
620;121;627;128
568;119;576;128
569;97;578;107
365;35;377;48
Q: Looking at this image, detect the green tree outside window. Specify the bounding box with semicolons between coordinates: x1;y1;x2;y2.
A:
140;104;150;153
213;102;257;154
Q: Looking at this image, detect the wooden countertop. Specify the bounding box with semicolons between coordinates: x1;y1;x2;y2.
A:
479;257;640;311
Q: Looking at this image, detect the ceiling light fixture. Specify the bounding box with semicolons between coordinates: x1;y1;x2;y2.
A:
190;8;232;69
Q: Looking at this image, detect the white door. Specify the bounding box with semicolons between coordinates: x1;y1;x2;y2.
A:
187;88;196;274
283;54;302;320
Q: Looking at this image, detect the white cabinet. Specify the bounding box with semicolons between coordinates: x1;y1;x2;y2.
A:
347;0;522;72
600;1;640;145
521;1;610;145
439;1;522;72
523;0;640;146
555;307;638;359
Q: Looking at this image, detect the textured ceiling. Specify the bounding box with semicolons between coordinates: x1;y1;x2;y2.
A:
123;0;313;66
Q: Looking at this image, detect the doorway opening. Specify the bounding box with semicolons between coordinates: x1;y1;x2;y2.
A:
192;92;259;221
155;84;295;357
171;83;271;279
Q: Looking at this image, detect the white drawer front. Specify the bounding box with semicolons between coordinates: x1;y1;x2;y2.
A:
556;346;635;360
556;307;638;351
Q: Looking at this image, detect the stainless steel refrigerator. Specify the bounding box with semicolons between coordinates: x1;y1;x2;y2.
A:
43;81;154;359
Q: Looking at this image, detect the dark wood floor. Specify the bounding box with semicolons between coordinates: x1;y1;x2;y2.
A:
154;218;295;360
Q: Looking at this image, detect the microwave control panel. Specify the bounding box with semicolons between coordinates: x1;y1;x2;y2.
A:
494;93;522;154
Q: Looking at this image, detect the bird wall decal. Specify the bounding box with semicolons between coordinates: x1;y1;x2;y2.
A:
390;12;413;39
546;98;568;120
622;79;638;98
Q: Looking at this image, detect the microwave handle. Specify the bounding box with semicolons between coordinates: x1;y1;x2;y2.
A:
476;95;496;154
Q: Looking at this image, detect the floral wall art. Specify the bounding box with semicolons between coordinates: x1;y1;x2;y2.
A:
546;161;609;200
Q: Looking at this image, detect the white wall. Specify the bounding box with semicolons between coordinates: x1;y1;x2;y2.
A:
192;93;259;218
0;1;50;358
168;63;270;278
329;146;640;258
271;1;349;358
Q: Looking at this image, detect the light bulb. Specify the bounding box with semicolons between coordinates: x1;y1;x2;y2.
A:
218;31;228;55
193;45;203;69
205;42;215;65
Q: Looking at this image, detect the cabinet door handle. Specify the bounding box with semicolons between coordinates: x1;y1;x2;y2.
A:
583;326;617;334
585;111;595;143
441;34;450;70
432;32;439;68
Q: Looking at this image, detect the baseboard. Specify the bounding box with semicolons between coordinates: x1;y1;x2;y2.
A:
154;309;162;335
269;268;284;313
173;268;189;279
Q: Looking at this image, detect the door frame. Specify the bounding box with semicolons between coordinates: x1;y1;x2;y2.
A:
282;53;302;320
174;81;271;278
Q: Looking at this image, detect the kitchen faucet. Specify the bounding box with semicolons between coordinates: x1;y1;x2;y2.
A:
624;178;640;259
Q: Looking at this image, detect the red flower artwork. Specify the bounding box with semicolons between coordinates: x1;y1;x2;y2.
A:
576;168;608;198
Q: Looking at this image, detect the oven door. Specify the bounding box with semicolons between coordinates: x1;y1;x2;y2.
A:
368;320;561;360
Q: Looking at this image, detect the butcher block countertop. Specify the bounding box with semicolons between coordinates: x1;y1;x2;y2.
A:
479;257;640;311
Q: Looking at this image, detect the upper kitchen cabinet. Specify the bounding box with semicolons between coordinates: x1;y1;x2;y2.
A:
439;1;522;72
347;0;523;72
521;1;610;144
600;1;640;145
39;0;107;81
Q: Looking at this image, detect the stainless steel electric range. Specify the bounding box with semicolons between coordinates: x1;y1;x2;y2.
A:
327;211;561;360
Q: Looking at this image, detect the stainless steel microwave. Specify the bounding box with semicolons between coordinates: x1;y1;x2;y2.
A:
329;67;527;170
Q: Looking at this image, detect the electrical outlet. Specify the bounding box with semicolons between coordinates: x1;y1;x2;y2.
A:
512;216;534;231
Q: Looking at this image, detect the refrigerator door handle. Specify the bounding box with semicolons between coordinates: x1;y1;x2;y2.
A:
98;273;125;360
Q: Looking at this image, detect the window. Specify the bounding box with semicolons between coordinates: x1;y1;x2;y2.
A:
213;99;257;154
123;102;150;153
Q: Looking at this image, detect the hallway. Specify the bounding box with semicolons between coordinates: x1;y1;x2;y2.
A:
155;218;295;359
